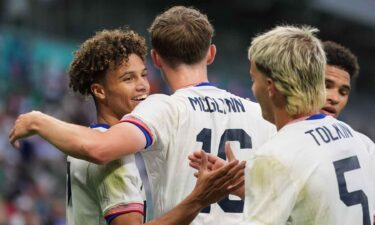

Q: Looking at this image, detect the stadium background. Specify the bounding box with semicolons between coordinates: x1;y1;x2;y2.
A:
0;0;374;224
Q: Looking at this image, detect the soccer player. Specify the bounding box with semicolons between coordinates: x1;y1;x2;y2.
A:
64;28;148;225
9;6;274;225
320;41;360;118
191;25;375;225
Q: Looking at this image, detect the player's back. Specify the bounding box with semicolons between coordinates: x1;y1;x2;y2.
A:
132;83;275;225
243;114;375;225
66;125;144;225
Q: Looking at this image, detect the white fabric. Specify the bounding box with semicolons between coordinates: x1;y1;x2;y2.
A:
66;126;144;225
125;85;276;225
241;115;375;225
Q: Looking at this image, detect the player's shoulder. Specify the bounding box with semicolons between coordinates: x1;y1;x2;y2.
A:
220;89;261;110
258;120;312;155
143;93;171;102
325;116;367;140
354;130;375;154
242;98;262;113
67;124;109;164
332;118;375;159
146;93;186;104
135;93;183;111
355;131;374;144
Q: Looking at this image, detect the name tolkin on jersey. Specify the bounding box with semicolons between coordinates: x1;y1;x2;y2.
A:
304;122;353;146
188;96;246;114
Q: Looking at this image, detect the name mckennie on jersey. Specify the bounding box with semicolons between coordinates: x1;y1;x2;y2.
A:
305;122;353;146
188;96;245;114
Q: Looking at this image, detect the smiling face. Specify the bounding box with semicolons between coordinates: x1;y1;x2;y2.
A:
320;65;351;118
100;53;150;119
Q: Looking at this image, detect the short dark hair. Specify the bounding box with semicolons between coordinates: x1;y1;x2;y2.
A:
69;29;147;96
148;6;214;67
323;41;359;79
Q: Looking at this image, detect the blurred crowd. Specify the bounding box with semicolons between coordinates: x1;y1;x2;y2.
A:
0;29;91;225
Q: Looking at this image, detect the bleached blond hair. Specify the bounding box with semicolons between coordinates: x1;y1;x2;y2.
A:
248;25;326;116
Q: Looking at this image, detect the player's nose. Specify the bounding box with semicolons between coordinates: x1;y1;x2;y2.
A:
326;90;339;105
135;76;149;93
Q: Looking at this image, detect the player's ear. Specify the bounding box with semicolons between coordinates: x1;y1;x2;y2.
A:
151;49;162;69
266;78;275;97
91;83;106;101
206;44;216;65
267;78;286;107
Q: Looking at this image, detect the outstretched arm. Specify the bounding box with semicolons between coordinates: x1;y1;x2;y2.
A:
146;151;245;225
9;111;146;164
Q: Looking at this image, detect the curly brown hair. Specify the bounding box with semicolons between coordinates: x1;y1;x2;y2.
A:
323;41;359;79
68;28;147;96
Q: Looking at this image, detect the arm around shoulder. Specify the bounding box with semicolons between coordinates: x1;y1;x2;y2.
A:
9;111;146;164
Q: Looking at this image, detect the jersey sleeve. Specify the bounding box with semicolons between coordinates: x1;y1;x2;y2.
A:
241;154;300;225
356;132;375;156
356;132;375;218
120;94;180;152
91;156;144;219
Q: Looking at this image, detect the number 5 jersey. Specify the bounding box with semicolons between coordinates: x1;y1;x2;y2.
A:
240;114;375;225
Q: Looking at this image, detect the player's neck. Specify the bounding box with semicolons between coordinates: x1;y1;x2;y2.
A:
162;62;209;92
96;107;121;126
274;109;317;130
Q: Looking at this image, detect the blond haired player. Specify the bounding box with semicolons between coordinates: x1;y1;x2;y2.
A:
191;26;375;225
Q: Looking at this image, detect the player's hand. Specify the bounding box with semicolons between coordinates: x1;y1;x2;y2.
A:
191;150;246;206
188;143;246;199
188;150;225;173
224;143;245;199
9;111;41;148
188;142;242;176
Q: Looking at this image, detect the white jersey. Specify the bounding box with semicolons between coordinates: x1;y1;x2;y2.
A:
66;124;144;225
240;114;375;225
121;84;275;225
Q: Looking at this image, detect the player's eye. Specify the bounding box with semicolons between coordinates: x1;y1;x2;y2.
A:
339;88;350;96
325;82;334;89
122;75;134;82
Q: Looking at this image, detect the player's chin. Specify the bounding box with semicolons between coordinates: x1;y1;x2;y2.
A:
319;108;337;118
130;99;146;107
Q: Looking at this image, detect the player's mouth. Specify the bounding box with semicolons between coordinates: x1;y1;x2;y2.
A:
132;94;148;101
320;106;337;117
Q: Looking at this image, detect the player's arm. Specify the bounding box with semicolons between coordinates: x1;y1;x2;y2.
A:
9;111;146;164
109;212;143;225
145;151;245;225
103;152;245;225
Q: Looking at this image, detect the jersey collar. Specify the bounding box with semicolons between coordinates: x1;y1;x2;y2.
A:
89;123;111;129
285;113;326;127
195;82;215;87
305;113;326;120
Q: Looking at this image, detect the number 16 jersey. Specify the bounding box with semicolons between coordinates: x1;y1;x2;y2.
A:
121;83;276;225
